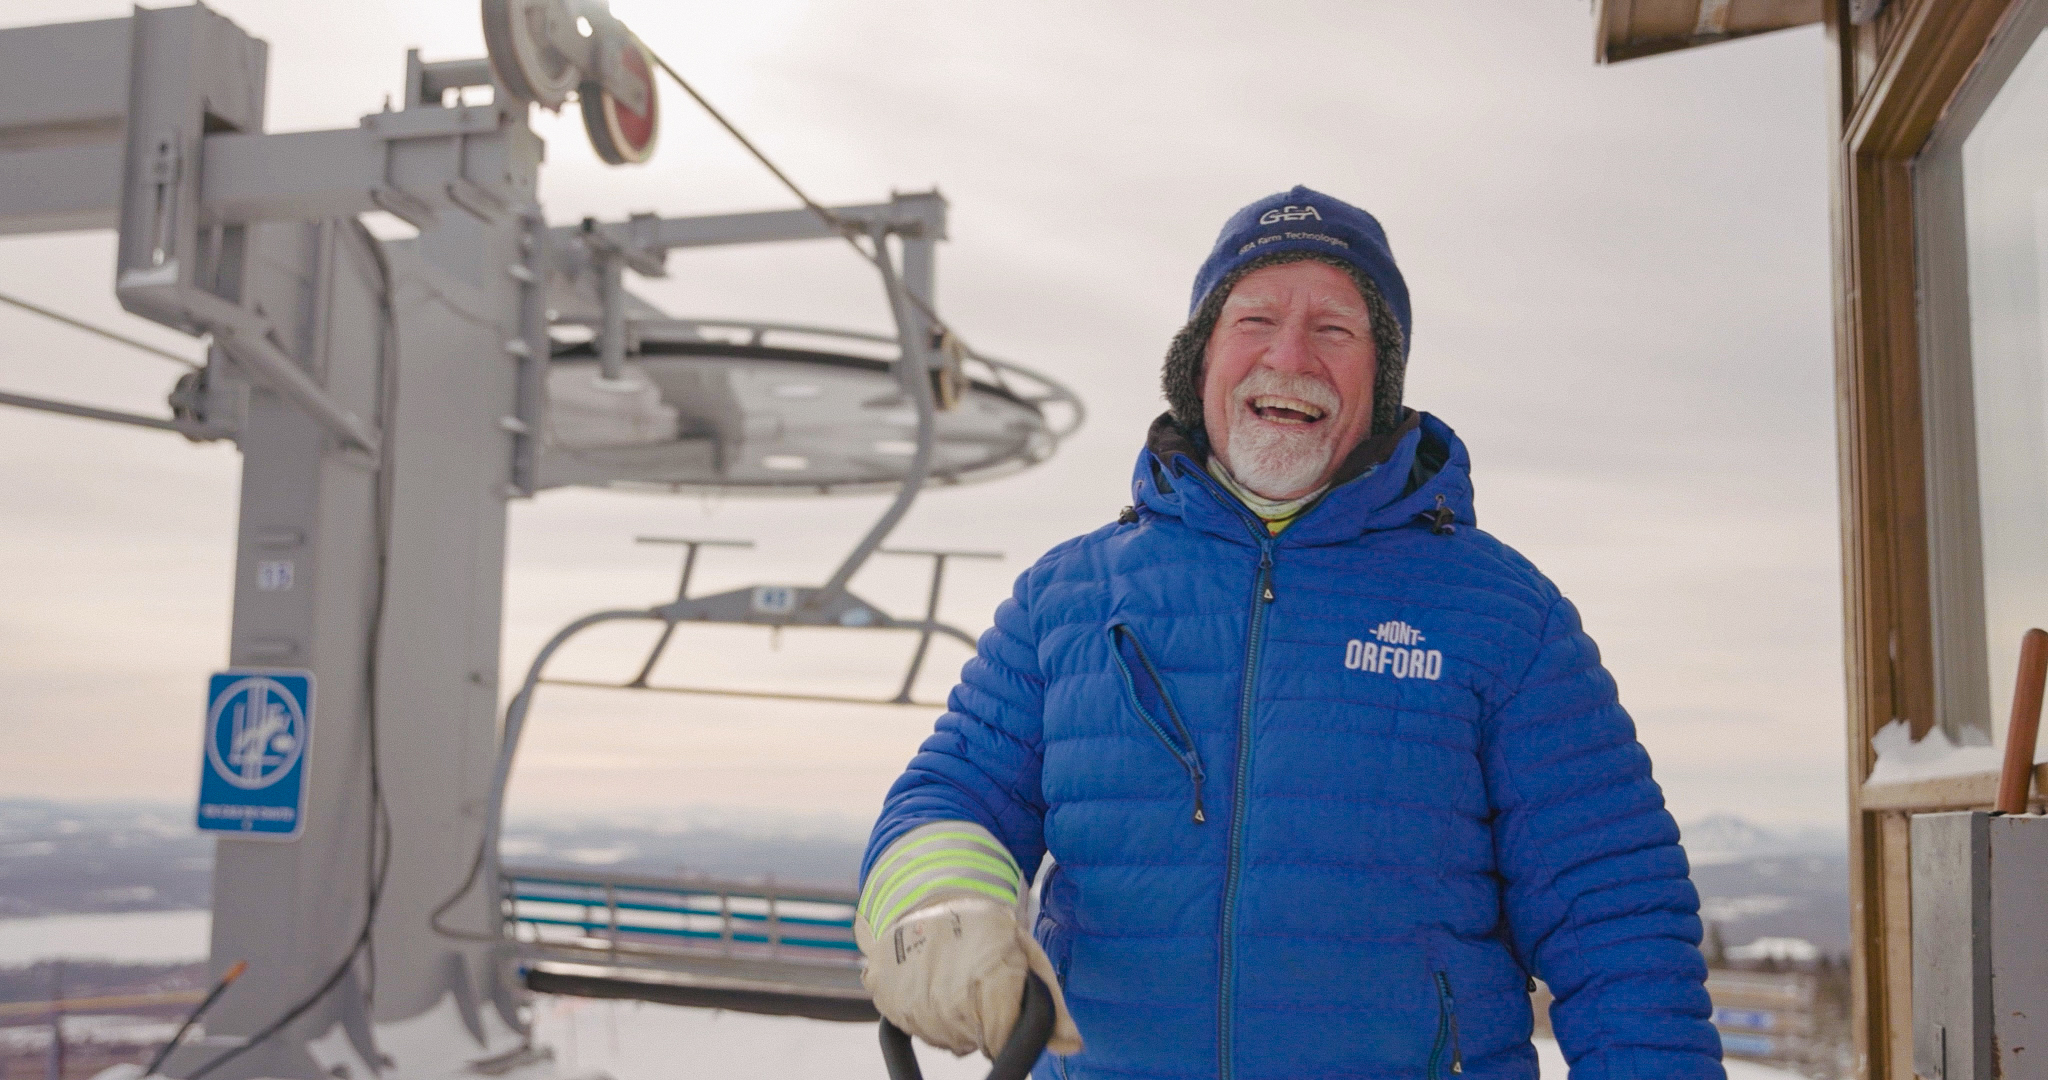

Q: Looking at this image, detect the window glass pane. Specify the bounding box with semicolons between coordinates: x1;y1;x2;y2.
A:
1962;26;2048;769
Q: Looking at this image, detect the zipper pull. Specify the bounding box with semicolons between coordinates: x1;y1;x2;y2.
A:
1428;494;1456;535
1437;972;1463;1074
1192;789;1206;824
1262;583;1275;603
1259;545;1275;602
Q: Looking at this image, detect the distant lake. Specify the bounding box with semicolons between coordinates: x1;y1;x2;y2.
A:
0;910;208;965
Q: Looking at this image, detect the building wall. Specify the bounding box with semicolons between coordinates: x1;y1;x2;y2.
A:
1822;2;2048;1077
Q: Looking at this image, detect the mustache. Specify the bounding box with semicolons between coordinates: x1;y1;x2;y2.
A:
1229;369;1341;414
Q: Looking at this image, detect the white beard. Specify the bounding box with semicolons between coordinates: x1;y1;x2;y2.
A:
1215;370;1342;499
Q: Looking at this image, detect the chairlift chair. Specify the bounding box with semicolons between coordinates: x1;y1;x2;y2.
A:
588;536;1002;707
475;187;1082;1024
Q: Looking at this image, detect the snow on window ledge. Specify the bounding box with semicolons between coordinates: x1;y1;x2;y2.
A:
1865;719;2018;785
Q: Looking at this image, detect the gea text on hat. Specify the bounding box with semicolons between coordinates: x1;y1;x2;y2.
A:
1258;204;1323;225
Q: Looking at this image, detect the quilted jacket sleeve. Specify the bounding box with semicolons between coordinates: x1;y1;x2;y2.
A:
1482;594;1723;1080
860;570;1051;886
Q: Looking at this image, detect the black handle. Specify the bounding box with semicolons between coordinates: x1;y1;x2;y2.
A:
879;970;1057;1080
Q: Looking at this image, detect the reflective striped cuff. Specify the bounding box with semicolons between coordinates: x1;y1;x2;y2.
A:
859;821;1023;934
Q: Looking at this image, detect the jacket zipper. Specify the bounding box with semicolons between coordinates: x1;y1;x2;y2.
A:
1107;625;1208;823
1430;971;1464;1079
1172;460;1279;1080
1218;536;1275;1080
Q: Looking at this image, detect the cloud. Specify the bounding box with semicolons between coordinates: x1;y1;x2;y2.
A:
0;1;1844;830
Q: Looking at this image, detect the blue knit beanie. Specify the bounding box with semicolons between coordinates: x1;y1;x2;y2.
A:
1165;186;1412;435
1189;186;1411;349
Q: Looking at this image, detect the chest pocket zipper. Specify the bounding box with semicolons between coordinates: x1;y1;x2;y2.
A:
1107;624;1208;823
1430;971;1464;1078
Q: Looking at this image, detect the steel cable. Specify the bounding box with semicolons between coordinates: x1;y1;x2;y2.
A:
639;46;960;343
0;289;202;370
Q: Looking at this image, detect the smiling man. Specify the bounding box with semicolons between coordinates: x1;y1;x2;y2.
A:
854;187;1722;1080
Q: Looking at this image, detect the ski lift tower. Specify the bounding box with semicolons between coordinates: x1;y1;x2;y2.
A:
0;4;1080;1079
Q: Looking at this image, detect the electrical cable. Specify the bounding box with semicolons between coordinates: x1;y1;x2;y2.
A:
144;961;247;1076
357;218;402;1021
182;704;393;1080
182;222;398;1080
428;831;497;944
0;289;202;370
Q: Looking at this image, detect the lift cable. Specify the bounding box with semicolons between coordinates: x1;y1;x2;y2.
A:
641;47;958;344
0;289;202;371
643;50;851;239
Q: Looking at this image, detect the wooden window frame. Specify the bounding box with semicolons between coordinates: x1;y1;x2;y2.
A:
1827;0;2048;1077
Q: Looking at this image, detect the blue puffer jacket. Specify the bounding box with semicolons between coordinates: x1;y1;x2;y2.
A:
862;413;1721;1080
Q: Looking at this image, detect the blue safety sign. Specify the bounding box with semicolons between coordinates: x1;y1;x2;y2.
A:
1711;1006;1777;1032
197;670;313;840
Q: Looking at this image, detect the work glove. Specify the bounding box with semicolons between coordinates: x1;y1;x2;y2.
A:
855;822;1083;1059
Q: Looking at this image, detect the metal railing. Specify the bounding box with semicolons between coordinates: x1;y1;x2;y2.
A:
503;865;860;964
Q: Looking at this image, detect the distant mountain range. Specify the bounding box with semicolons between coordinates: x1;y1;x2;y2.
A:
0;800;211;917
1679;813;1846;866
0;800;1849;953
1677;815;1849;953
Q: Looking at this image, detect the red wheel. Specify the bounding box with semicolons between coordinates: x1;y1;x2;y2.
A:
582;34;660;165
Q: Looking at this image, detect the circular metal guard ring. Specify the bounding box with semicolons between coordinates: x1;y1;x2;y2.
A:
537;317;1083;495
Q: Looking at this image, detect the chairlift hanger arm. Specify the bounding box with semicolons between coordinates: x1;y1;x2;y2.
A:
807;224;941;608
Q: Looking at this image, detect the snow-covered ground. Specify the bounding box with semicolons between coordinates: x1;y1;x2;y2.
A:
0;911;1804;1080
531;996;1808;1080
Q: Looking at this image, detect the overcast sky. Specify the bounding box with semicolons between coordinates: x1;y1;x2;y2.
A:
0;1;1844;834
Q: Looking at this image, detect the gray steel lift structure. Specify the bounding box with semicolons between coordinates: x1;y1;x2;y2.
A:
0;6;1079;1079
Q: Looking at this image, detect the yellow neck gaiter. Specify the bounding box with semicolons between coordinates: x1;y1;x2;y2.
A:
1207;459;1325;534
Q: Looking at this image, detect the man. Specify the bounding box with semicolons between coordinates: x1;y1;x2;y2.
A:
854;187;1721;1080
